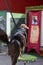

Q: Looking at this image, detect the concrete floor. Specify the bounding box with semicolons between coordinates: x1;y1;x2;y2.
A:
0;54;43;65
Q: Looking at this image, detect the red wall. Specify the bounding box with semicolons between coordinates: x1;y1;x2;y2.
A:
0;0;43;13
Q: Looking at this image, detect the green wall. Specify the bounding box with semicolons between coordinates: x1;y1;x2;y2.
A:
0;11;6;32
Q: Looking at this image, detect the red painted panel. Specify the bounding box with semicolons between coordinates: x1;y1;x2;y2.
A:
27;11;41;54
